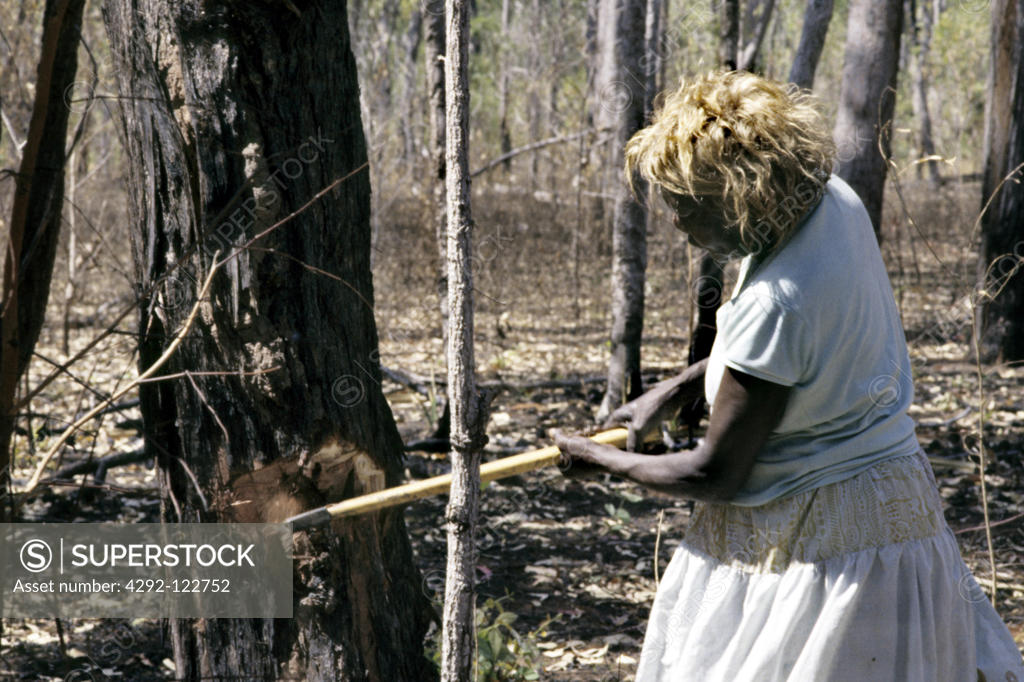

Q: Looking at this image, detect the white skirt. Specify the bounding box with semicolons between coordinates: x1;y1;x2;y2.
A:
636;451;1024;681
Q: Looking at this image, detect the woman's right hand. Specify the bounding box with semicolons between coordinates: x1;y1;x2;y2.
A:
602;358;708;452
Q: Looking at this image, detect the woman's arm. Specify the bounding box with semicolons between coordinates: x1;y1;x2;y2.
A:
556;366;791;502
602;357;709;451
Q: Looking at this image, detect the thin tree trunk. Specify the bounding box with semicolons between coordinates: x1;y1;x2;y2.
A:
498;0;512;171
978;0;1024;361
907;0;940;186
1;0;86;520
788;0;834;89
597;0;650;422
644;0;664;116
425;0;452;442
440;4;489;679
680;0;733;436
401;7;423;162
62;149;77;357
832;0;903;238
738;0;776;72
102;1;435;678
659;0;670;97
718;0;740;69
426;0;448;338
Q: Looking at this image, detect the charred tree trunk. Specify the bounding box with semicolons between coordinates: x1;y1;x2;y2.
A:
832;0;903;238
102;1;435;678
440;2;490;677
978;0;1024;362
426;0;452;443
788;0;834;89
1;0;86;519
597;0;650;422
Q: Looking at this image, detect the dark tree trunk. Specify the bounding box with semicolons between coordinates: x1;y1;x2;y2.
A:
425;0;452;443
101;1;435;679
498;0;512;171
978;0;1024;362
644;0;664;117
738;0;776;72
788;0;834;89
832;0;903;238
718;0;740;69
597;0;650;422
1;0;86;518
681;0;733;435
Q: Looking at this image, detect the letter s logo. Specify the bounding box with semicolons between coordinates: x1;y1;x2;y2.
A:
20;539;52;572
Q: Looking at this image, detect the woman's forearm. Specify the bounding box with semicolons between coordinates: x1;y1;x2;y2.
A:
585;442;736;502
652;358;709;410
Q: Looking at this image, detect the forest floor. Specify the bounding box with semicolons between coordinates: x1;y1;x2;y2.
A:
1;181;1023;680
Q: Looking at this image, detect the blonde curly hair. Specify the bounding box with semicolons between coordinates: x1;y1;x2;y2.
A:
625;70;835;253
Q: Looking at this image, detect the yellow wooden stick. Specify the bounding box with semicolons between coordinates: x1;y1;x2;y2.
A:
284;428;628;531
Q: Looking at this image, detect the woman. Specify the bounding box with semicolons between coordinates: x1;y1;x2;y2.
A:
554;71;1023;681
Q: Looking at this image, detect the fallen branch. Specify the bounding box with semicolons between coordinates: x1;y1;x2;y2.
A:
955;511;1024;535
927;454;977;472
382;366;671;393
46;448;148;483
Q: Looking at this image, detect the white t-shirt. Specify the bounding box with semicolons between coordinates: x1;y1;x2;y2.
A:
705;175;920;506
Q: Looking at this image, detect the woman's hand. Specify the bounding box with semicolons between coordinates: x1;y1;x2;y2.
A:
602;358;708;451
556;366;791;502
551;429;622;479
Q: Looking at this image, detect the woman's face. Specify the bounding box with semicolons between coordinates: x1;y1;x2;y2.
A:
661;188;745;261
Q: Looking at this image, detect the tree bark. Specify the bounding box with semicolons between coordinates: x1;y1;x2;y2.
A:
680;0;733;436
498;0;513;171
401;6;423;162
907;0;941;186
440;4;489;680
101;1;435;679
718;0;740;69
832;0;903;238
1;0;86;519
597;0;650;422
644;0;664;117
978;0;1024;361
738;0;776;72
426;0;448;337
425;0;452;443
788;0;834;89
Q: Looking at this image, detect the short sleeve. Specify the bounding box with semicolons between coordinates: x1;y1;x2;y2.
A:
715;291;811;387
